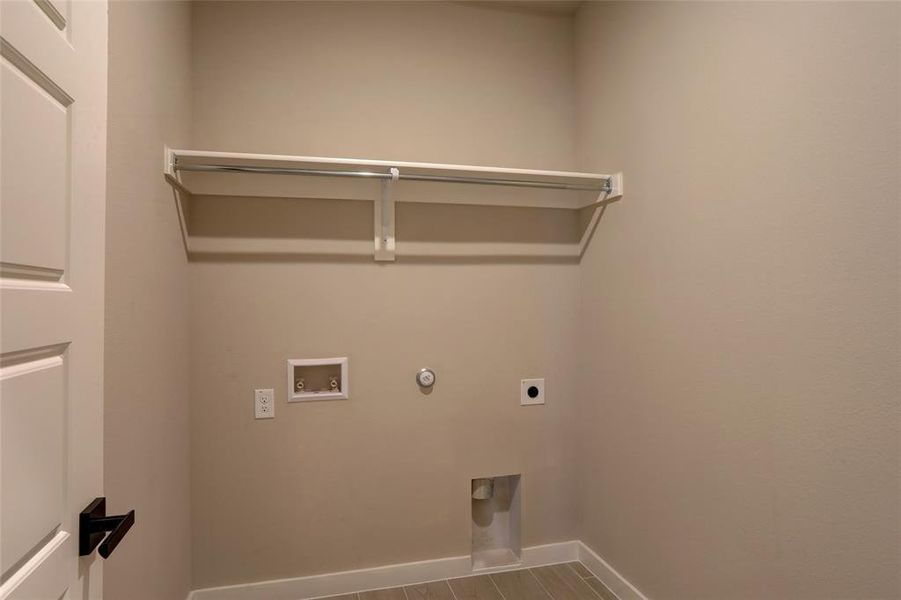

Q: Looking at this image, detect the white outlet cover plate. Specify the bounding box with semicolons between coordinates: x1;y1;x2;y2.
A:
521;378;545;405
255;388;275;419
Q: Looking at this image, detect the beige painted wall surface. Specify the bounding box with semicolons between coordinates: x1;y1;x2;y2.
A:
575;2;900;599
105;2;193;599
190;0;576;169
188;1;580;588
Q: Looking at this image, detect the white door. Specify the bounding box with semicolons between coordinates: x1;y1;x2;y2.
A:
0;0;108;598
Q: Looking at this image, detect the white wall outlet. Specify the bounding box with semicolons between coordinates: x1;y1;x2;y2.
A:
254;388;275;419
521;378;545;406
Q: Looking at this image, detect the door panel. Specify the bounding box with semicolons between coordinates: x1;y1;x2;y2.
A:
0;0;107;598
33;0;68;32
3;532;69;600
1;353;66;575
1;56;70;273
0;3;76;96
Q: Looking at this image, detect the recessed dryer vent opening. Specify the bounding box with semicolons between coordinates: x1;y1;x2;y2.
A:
471;474;521;570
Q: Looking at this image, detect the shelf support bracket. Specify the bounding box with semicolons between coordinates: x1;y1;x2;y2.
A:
374;167;398;261
578;172;624;257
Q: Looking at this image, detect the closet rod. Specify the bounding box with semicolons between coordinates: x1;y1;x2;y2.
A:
174;162;612;192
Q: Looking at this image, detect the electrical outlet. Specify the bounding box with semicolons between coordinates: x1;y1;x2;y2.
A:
254;388;274;419
520;378;545;406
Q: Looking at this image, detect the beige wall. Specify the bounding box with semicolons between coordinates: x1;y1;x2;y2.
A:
188;1;581;588
191;1;576;168
104;1;900;596
104;2;193;599
574;2;900;599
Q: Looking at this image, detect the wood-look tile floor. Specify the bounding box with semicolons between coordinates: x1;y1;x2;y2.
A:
316;562;618;600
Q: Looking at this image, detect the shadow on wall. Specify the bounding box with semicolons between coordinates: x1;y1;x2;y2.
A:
173;192;621;264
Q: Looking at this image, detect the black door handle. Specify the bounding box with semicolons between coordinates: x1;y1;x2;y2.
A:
79;497;135;558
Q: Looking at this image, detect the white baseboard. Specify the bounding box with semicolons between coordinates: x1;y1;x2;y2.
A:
188;540;647;600
188;541;578;600
577;541;648;600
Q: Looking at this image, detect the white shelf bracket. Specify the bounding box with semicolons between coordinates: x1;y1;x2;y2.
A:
578;172;624;257
607;172;624;200
374;167;398;261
